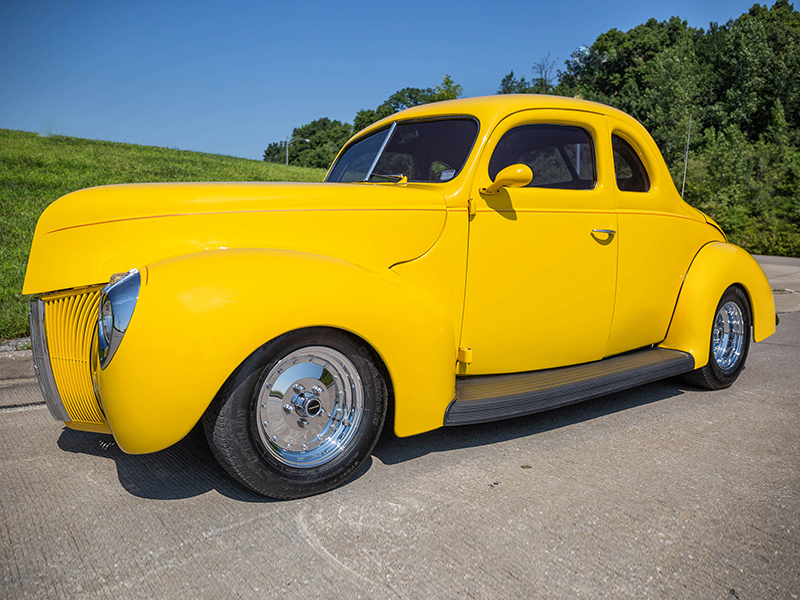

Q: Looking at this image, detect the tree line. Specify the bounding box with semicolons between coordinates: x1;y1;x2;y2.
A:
266;1;800;256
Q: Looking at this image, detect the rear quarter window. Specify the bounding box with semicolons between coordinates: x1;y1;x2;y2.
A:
612;135;650;192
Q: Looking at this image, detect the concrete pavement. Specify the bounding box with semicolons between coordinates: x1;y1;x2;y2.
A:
754;255;800;313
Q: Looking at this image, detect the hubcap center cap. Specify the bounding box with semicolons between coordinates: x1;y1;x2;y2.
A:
294;392;323;417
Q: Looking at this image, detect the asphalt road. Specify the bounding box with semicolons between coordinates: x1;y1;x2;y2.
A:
1;317;799;598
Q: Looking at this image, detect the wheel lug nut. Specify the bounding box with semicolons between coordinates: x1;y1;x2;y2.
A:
312;385;323;396
297;418;309;428
283;404;295;415
293;383;305;393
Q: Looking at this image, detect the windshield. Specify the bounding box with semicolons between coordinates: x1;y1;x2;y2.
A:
326;118;478;183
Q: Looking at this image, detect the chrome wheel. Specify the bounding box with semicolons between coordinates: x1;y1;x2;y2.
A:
203;329;387;498
712;301;745;372
682;286;751;391
255;346;364;468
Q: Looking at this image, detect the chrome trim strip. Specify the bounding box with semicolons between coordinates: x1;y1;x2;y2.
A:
29;299;71;422
364;121;396;182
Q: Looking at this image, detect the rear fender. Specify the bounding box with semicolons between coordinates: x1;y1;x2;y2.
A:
99;248;456;454
661;242;776;367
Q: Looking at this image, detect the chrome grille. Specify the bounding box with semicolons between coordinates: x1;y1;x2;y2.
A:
30;299;69;421
30;287;106;424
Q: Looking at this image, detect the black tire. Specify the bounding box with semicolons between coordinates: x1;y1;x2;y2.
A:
681;285;751;390
202;328;388;499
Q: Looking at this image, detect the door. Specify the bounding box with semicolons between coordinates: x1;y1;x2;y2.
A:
459;110;618;375
604;117;718;357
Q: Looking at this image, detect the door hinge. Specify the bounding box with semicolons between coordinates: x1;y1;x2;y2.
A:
457;347;473;364
468;198;476;218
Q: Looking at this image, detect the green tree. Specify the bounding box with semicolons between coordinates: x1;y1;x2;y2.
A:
685;122;800;256
498;54;559;95
702;1;800;141
264;118;352;168
497;70;534;94
557;16;697;119
641;36;707;166
353;75;463;132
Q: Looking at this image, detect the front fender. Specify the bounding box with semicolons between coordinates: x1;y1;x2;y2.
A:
661;242;776;367
99;249;456;454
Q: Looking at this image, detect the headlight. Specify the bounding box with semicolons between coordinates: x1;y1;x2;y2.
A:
100;299;114;345
97;268;140;368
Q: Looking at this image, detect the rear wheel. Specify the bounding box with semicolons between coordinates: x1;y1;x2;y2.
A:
203;329;388;499
681;285;751;390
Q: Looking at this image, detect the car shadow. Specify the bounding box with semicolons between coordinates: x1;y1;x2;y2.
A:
372;377;692;465
56;377;693;501
56;423;270;502
56;422;377;502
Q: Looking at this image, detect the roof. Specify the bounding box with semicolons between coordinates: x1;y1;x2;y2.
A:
361;94;638;137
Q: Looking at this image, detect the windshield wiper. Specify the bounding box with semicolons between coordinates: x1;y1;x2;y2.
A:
366;173;407;183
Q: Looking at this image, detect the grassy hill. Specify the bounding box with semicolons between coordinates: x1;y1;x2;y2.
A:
0;128;327;339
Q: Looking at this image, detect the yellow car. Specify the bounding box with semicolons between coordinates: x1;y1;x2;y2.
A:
24;95;776;499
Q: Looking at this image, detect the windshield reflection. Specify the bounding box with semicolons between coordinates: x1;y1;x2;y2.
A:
326;118;478;184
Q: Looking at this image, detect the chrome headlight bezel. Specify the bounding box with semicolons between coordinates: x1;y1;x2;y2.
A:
97;268;140;369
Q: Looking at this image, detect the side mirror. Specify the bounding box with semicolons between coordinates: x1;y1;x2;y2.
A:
481;164;533;194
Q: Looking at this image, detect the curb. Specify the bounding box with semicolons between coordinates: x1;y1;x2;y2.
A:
0;350;34;381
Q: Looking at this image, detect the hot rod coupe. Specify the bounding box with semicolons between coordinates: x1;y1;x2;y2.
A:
24;95;776;498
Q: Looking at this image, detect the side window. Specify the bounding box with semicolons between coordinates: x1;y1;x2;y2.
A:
612;135;650;192
488;124;596;190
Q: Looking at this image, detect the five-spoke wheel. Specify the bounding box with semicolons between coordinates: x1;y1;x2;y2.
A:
255;346;364;468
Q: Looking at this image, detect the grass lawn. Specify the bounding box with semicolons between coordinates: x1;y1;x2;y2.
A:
0;128;326;339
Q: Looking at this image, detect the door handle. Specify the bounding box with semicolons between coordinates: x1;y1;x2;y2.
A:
591;229;616;246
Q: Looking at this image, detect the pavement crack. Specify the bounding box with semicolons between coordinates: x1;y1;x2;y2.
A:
294;509;403;599
0;401;45;411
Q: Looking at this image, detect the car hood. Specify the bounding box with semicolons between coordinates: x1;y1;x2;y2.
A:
23;182;448;294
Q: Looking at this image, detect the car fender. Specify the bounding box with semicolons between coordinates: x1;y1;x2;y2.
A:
661;242;776;367
98;248;457;454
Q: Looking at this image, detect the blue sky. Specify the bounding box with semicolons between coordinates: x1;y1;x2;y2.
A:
0;0;764;161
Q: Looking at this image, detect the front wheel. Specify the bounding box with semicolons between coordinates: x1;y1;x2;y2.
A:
681;285;751;390
203;329;388;499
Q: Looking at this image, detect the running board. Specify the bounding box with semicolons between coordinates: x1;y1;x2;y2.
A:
445;348;694;426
